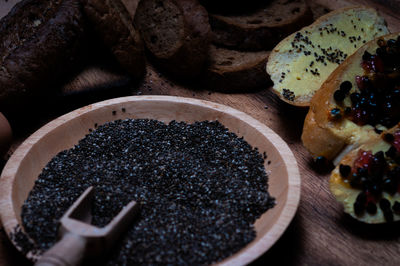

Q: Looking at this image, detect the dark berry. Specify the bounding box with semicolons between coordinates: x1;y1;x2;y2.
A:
340;81;352;93
330;108;341;119
383;209;394;222
392;201;400;214
334;90;345;102
384;133;394;142
350;92;360;104
385;146;397;158
383;178;398;195
387;39;396;47
366;202;377;214
362;51;372;61
339;164;351;178
379;198;391;212
354;191;366;215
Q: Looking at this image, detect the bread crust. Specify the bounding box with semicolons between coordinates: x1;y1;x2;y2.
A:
0;0;86;112
135;0;211;78
203;46;270;91
302;33;400;160
83;0;145;80
209;0;313;51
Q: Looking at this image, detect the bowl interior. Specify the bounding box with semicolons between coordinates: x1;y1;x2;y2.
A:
0;96;300;265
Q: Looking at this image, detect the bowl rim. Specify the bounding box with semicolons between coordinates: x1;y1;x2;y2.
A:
0;95;300;265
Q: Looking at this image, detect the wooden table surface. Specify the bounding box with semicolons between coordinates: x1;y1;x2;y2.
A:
1;0;400;265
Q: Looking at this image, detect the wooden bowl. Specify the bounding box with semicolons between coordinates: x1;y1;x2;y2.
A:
0;96;300;265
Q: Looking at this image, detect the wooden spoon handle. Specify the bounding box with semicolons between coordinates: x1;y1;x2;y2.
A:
35;233;87;266
0;112;12;157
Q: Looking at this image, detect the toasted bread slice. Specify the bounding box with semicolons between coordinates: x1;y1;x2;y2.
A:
209;0;313;51
0;0;86;112
267;6;389;107
302;33;400;161
203;45;270;91
134;0;211;78
83;0;145;80
330;125;400;223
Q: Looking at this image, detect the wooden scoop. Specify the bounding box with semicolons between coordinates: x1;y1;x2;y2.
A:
35;186;139;266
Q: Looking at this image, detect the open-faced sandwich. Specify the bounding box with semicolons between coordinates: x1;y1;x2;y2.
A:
331;124;400;223
267;6;389;106
302;33;400;162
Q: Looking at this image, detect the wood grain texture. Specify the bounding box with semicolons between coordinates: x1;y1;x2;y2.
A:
0;0;400;265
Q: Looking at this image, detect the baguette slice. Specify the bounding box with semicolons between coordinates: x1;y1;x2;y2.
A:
330;125;400;223
267;6;389;107
203;45;270;91
83;0;145;80
209;0;313;51
134;0;211;78
0;0;86;112
302;33;400;161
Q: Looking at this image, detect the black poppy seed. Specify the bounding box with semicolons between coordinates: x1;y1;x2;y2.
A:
282;89;295;101
17;119;275;265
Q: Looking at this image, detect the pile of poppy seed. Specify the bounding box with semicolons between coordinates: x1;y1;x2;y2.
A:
16;119;275;265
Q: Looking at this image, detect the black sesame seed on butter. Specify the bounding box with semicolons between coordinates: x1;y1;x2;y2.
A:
16;119;275;265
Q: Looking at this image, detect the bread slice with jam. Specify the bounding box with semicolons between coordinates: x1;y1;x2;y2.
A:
302;33;400;161
267;6;389;107
330;125;400;223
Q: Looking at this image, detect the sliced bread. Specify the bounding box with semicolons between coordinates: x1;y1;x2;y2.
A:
302;33;400;161
0;0;86;112
134;0;211;78
330;124;400;223
82;0;145;80
203;45;270;91
267;6;389;107
209;0;313;51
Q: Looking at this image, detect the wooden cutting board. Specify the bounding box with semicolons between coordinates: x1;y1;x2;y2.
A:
1;0;400;265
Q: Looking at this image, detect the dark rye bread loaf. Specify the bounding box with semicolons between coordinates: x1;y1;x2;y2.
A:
209;0;313;51
82;0;145;80
203;45;270;91
0;0;85;112
134;0;211;78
